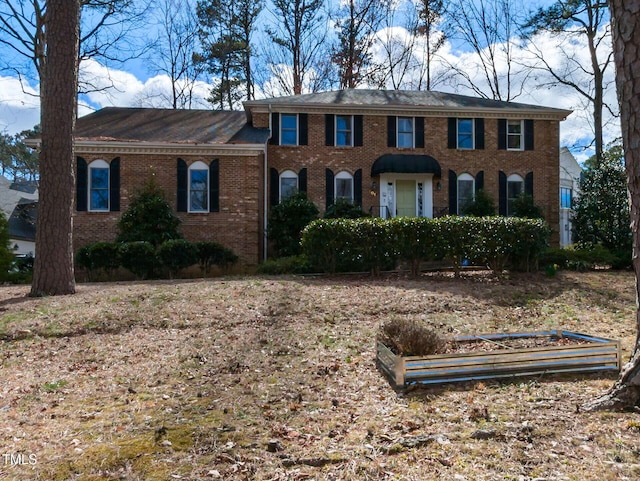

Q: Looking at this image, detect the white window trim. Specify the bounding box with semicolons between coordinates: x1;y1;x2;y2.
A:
335;171;354;202
507;174;524;216
280;113;299;146
507;119;524;151
188;160;210;213
279;170;298;202
457;172;475;215
335;115;354;147
457;118;475;150
88;159;110;212
397;116;415;148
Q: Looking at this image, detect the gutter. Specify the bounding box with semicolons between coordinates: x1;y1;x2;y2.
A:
263;104;272;263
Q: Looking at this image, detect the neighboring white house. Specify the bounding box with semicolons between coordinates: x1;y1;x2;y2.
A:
0;176;37;256
559;147;581;248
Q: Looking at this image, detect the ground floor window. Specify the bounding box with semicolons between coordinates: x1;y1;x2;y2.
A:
189;161;209;212
507;174;524;216
280;170;298;202
457;173;475;214
89;159;110;211
335;171;354;202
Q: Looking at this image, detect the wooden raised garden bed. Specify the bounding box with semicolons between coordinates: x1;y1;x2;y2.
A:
377;330;621;388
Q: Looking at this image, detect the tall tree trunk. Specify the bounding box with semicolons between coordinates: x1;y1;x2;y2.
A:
30;0;79;296
584;0;640;411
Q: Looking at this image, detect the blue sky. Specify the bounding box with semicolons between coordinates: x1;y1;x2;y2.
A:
0;0;620;163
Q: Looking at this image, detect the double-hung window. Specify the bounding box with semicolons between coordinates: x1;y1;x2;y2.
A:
280;170;298;202
507;174;524;216
281;114;298;145
335;171;354;202
189;161;209;212
457;119;474;149
560;187;572;209
89;159;110;211
397;117;414;148
336;115;353;146
457;173;475;215
507;120;524;150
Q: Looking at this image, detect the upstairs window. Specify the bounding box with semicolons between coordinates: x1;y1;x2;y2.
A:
89;159;110;212
280;170;298;202
189;161;209;212
507;174;524;216
397;117;414;148
507;120;524;150
336;115;353;146
335;171;354;202
457;118;474;149
281;114;298;145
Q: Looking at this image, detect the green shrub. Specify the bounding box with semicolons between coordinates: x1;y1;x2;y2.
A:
76;242;121;280
218;246;239;272
390;217;439;276
7;254;33;284
267;193;319;257
119;241;156;279
324;199;369;219
511;193;544;219
157;239;198;278
256;255;313;275
117;178;182;247
195;241;225;275
462;189;496;217
435;216;484;276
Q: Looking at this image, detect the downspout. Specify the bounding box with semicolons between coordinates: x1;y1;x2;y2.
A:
263;104;272;262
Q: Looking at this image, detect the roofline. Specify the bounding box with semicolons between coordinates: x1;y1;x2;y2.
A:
26;139;267;157
243;101;572;121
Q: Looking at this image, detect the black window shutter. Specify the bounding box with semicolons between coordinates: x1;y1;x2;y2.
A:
299;113;308;145
109;157;120;212
447;118;457;149
270;168;279;207
475;118;485;150
177;158;188;212
298;168;307;193
354;169;362;206
524;119;534;150
325;168;334;210
498;119;507;150
325;114;335;146
76;156;88;212
525;171;534;197
270;113;280;145
210;159;220;212
415;117;425;148
475;170;484;191
387;116;396;148
354;115;363;147
448;170;458;215
498;171;507;215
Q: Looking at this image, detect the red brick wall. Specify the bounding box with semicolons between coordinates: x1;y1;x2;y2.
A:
74;151;264;266
265;113;561;245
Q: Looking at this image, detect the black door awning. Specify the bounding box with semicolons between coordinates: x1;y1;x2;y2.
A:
371;154;441;177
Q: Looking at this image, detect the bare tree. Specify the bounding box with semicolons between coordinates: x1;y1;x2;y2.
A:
331;0;387;89
263;0;329;95
0;0;150;95
585;0;640;411
523;0;614;162
415;0;448;90
146;0;205;109
30;0;80;296
443;0;529;101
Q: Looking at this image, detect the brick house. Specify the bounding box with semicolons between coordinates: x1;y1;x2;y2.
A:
72;89;570;267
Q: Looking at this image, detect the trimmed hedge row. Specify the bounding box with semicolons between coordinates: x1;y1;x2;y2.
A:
301;216;550;275
77;239;238;280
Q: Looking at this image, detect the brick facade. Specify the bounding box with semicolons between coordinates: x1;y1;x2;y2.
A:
72;90;569;269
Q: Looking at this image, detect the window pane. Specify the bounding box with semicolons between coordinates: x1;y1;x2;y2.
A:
560;187;572;208
397;132;413;148
280;177;297;201
458;179;474;213
507;180;523;216
190;169;208;211
90;167;109;211
507;120;522;150
336;178;353;200
336;115;352;146
281;114;298;145
281;115;297;129
457;119;473;149
397;117;413;148
398;117;413;132
507;135;522;149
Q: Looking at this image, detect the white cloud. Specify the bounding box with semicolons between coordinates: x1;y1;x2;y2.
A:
0;76;40;134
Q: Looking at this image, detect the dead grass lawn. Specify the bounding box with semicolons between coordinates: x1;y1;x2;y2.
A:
0;270;639;480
